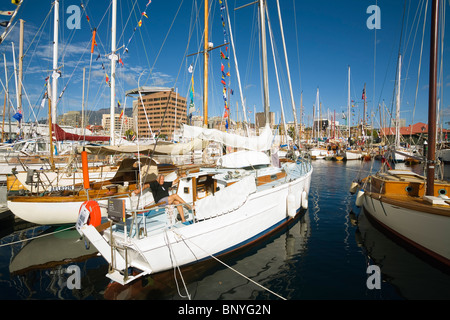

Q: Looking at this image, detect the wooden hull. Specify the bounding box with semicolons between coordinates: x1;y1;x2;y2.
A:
360;170;450;267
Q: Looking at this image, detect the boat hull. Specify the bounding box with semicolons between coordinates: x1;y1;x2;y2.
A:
362;193;450;267
81;163;313;280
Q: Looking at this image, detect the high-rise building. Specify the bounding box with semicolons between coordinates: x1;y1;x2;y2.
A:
127;87;187;140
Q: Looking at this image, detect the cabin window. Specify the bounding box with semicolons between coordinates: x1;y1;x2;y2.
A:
438;189;447;196
405;186;413;193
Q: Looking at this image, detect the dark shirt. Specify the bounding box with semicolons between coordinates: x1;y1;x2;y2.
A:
149;181;172;203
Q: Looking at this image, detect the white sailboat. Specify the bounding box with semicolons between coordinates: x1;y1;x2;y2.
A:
387;54;419;163
354;0;450;269
6;0;157;225
76;0;313;285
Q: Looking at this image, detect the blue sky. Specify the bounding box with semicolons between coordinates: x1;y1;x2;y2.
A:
0;0;449;129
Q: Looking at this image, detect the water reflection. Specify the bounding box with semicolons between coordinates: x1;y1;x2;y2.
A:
0;224;106;299
354;208;450;299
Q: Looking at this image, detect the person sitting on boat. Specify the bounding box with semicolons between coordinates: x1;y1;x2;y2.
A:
134;174;190;222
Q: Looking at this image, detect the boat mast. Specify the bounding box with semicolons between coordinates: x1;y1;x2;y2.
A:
52;0;59;122
259;0;270;127
426;0;439;196
276;0;297;145
109;0;117;145
395;55;401;148
18;19;24;117
203;0;209;127
348;65;350;140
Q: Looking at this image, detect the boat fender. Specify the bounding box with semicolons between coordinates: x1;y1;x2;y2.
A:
287;193;296;218
301;190;308;210
79;200;101;227
349;181;359;194
355;190;365;207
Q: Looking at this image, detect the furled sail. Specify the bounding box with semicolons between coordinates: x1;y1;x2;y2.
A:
182;124;273;152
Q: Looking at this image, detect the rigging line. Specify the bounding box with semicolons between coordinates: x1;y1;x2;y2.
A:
172;229;287;300
117;0;138;46
144;0;185;86
0;226;75;248
388;0;408;124
163;228;191;300
401;0;425;104
292;0;302;92
412;0;428;136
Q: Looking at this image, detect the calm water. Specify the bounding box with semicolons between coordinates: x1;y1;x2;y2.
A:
0;160;449;300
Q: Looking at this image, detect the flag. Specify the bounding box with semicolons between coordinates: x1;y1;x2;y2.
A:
90;28;97;53
221;79;226;86
188;63;193;73
362;88;366;100
118;58;124;66
13;111;22;122
142;12;148;18
220;51;226;59
96;54;100;61
221;63;224;72
119;109;124;119
0;11;14;16
105;73;109;83
138;20;142;27
0;21;8;27
11;0;20;5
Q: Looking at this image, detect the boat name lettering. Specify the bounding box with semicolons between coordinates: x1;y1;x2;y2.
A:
50;185;75;192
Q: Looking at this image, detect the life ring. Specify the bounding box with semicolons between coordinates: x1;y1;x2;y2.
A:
79;200;101;227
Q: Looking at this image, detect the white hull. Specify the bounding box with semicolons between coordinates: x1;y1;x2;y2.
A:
79;161;312;283
362;193;450;265
345;150;362;160
437;148;450;163
7;189;155;225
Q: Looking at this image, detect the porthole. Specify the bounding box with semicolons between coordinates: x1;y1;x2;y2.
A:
438;189;447;195
405;186;413;192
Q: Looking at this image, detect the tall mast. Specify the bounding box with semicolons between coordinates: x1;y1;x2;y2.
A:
52;0;59;121
203;0;209;127
395;56;401;148
18;19;24;113
259;0;270;127
276;0;297;144
426;0;439;196
348;65;350;139
109;0;117;145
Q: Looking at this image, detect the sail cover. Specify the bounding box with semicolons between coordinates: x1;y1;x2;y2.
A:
182;124;273;152
195;175;256;220
52;124;110;142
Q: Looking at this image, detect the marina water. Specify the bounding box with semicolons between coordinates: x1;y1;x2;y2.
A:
0;160;449;300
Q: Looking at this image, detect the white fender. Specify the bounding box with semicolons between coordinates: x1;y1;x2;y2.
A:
301;190;308;210
287;192;296;218
355;190;365;207
349;181;359;194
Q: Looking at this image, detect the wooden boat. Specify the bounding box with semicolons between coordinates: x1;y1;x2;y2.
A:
355;1;450;269
76;0;313;285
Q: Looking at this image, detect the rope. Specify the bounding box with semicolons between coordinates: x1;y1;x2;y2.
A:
0;225;75;248
171;229;287;300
